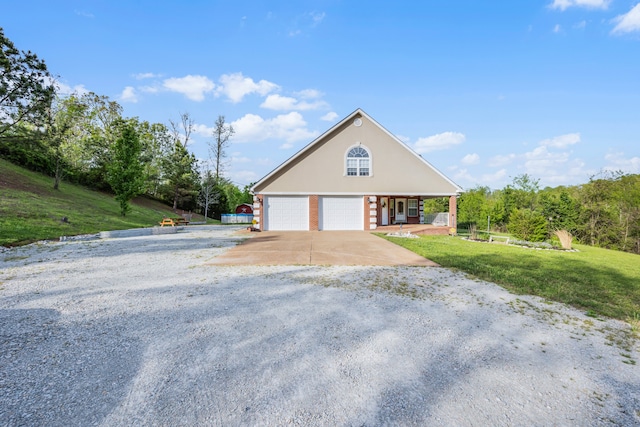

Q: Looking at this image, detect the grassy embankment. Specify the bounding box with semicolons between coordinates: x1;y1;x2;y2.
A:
384;234;640;323
0;158;211;246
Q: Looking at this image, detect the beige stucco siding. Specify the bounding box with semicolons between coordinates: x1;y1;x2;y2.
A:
254;114;459;195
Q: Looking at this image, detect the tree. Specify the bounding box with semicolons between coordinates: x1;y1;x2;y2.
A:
79;92;124;190
198;165;219;220
169;112;194;148
458;186;491;226
618;174;640;253
221;179;245;213
540;190;579;233
137;121;173;198
576;173;618;247
45;95;88;189
209;115;234;180
499;174;540;225
1;27;56;136
163;112;200;211
107;120;144;216
209;179;229;220
162;141;199;211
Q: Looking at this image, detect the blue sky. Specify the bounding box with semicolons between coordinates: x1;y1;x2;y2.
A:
4;0;640;190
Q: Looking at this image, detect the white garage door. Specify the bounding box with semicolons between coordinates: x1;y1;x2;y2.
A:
319;196;364;230
264;196;309;231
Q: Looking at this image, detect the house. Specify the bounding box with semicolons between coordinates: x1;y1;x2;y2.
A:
251;108;463;231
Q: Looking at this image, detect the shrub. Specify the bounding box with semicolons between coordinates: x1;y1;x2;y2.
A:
508;208;548;242
469;223;478;240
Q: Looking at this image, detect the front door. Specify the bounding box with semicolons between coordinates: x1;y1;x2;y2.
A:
396;198;407;223
381;197;389;226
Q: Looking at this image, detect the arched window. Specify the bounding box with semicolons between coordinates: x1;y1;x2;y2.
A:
346;146;370;176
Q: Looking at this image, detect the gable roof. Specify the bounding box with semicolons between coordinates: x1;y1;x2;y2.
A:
252;108;463;195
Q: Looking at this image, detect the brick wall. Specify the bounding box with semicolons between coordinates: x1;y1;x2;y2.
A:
309;195;319;230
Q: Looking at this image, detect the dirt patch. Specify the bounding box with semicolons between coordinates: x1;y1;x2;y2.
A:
0;165;51;196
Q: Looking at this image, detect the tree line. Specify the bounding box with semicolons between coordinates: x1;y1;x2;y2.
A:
425;172;640;254
1;27;251;217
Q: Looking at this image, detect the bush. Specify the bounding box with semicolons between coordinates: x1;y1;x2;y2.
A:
0;134;55;175
507;208;548;242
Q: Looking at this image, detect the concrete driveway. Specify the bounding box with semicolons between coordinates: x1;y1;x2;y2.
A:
207;231;438;266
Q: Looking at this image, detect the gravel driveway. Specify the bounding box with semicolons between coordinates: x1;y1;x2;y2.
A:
1;226;639;426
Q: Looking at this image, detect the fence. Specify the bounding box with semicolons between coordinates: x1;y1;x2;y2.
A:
424;212;449;226
221;213;254;224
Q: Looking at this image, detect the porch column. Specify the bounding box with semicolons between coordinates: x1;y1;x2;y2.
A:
419;198;425;224
370;196;377;230
253;195;263;230
448;195;457;229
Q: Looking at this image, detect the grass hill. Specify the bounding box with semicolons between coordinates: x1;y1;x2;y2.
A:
0;158;203;246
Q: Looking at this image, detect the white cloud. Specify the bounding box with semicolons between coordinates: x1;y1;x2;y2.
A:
540;132;580;148
461;153;480;165
254;157;271;166
260;94;328;111
488;153;516;167
216;72;279;103
231;114;264;142
549;0;610;11
163;75;215;101
612;4;640;34
55;80;89;96
74;10;94;18
311;11;326;26
139;85;159;94
553;24;562;33
524;146;569;174
231;112;317;144
604;151;640;173
321;111;339;121
133;72;158;80
522;144;588;184
573;20;587;29
119;86;138;103
193;123;215;137
230;152;252;163
453;168;475;184
260;94;297;110
413;132;465;154
231;170;260;185
487;133;578;172
295;89;323;99
289;11;326;36
481;169;508;184
482;133;588;185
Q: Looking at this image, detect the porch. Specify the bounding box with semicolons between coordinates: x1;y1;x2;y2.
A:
371;195;457;233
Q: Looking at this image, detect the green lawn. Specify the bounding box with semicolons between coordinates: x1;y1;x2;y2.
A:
384;234;640;322
0;158;213;246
